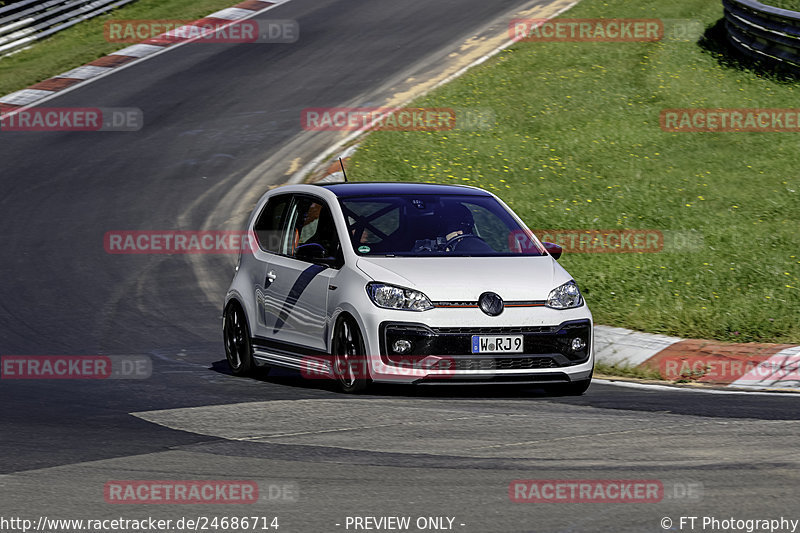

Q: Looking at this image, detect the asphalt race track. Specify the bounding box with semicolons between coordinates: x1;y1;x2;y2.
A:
1;0;800;531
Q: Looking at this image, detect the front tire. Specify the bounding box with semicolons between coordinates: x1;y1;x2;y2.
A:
223;302;254;376
332;315;371;393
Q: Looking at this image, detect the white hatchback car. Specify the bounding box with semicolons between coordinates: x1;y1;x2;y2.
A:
223;182;593;394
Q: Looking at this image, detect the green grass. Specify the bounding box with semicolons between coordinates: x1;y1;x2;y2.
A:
348;0;800;343
0;0;246;96
595;363;663;381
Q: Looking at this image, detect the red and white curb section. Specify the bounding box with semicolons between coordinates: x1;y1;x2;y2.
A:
594;325;683;367
595;325;800;391
731;346;800;388
0;0;289;117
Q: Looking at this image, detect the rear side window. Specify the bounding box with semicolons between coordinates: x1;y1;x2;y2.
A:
253;194;291;252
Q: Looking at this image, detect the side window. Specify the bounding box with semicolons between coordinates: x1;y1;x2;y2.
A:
283;196;342;263
298;202;323;244
253;194;291;252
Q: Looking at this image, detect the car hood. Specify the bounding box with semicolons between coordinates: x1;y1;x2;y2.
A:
355;256;572;301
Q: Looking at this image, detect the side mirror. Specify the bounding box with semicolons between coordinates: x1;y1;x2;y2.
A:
296;243;327;261
295;243;338;267
543;242;562;260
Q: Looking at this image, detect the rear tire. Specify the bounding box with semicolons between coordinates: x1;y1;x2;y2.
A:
223;302;254;376
332;315;371;393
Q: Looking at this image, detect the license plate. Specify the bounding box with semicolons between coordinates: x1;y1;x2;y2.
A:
471;335;524;354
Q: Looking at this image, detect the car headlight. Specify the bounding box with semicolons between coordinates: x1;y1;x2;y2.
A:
366;283;434;311
546;280;584;309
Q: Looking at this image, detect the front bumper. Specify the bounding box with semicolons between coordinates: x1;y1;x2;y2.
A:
366;318;593;384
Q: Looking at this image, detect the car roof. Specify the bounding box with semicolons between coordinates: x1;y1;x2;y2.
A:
316;181;492;198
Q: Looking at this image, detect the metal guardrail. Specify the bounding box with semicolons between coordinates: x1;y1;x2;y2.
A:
0;0;138;57
723;0;800;71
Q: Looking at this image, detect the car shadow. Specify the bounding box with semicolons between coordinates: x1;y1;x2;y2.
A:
210;359;571;399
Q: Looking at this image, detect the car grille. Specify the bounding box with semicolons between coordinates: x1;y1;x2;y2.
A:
381;320;592;367
453;357;558;371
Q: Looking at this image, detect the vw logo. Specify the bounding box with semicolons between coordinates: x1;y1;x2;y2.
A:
478;292;504;316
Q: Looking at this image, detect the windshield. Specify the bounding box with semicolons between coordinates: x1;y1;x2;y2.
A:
339;194;545;257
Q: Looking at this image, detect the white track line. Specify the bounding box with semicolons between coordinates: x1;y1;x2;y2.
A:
594;378;800;397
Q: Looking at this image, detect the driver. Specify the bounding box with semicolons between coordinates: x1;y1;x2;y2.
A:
441;203;494;252
412;203;494;253
441;203;476;244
